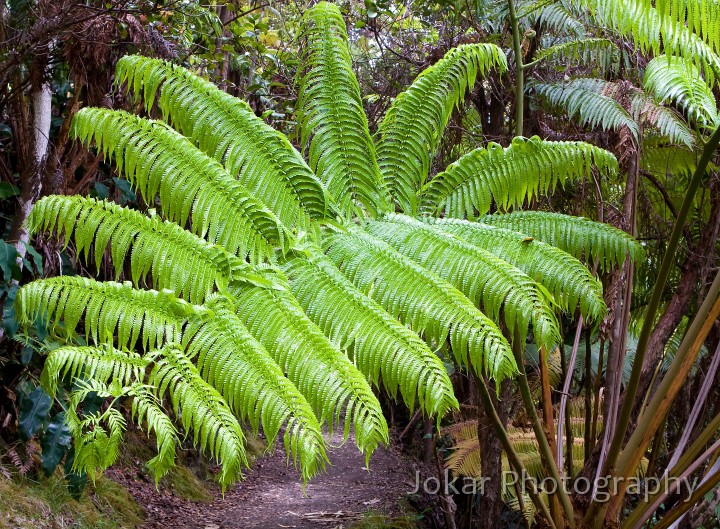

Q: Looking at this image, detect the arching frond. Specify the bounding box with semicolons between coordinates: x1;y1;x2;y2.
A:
644;55;719;128
420;217;606;320
40;343;148;398
115;55;329;227
578;0;720;80
532;79;640;139
364;215;560;349
630;92;696;147
376;43;508;214
297;2;389;218
477;211;645;270
128;384;179;482
16;277;191;350
229;281;388;458
534;3;586;36
650;0;720;55
281;246;458;417
182;296;327;481
419;136;618;219
148;345;247;491
28;195;270;304
321;228;517;381
71;108;287;262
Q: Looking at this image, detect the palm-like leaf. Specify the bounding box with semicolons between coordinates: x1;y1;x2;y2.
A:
644;55;719;128
229;280;389;458
321;228;517;381
28;195;270;304
148;345;247;491
182;295;327;481
281;246;458;417
71;108;287;262
16;277;191;350
419;136;618;219
532;79;640;139
364;214;560;349
376;43;508;213
115;55;329;228
421;217;606;319
297;2;389;217
477;211;645;270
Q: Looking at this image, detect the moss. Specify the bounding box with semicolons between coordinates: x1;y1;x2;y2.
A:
0;473;144;529
163;465;214;503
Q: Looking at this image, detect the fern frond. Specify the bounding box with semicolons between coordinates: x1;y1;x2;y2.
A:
148;345;247;491
114;55;329;228
29;195;269;304
535;3;586;36
297;2;389;218
652;0;720;56
376;43;508;214
40;343;148;398
420;217;606;320
182;295;327;481
419;136;618;219
229;281;388;458
477;211;645;270
281;246;458;417
365;215;560;349
321;228;517;381
532;79;640;139
71;108;287;262
630;92;696;147
644;55;719;128
16;277;191;350
128;384;179;482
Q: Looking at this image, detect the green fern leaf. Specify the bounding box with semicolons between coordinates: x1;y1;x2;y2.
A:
281;246;458;417
321;228;517;381
182;295;328;482
297;2;389;218
644;55;719;128
28;195;270;304
114;55;330;228
229;280;389;459
419;136;618;219
70;108;288;262
365;214;560;349
477;211;645;271
376;43;508;214
148;345;248;491
16;277;191;351
420;217;606;320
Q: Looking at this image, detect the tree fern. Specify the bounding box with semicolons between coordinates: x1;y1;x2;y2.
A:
532;79;640;140
280;246;458;417
630;92;697;147
115;55;330;228
28;195;271;304
364;214;560;349
182;295;327;481
229;280;389;458
375;43;508;213
16;277;191;351
297;2;389;218
147;345;247;491
320;228;517;381
645;0;720;56
420;217;606;320
644;55;719;128
477;211;645;270
534;38;619;72
71;108;288;262
419;136;618;219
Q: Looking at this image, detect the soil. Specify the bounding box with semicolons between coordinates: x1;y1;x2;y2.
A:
110;431;424;529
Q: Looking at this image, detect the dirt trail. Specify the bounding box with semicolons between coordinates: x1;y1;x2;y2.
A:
115;432;421;529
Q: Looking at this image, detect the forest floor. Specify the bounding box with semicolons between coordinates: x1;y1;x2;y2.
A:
109;430;426;529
